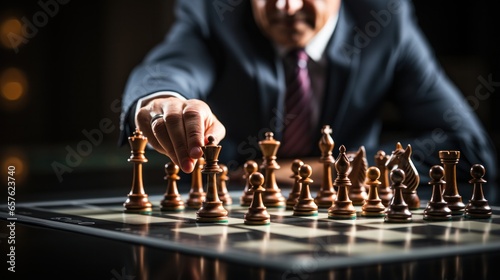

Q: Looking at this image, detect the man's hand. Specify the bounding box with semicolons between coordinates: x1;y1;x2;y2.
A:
136;97;226;173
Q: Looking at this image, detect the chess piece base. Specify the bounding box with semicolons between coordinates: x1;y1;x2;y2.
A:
314;193;336;208
403;192;420;210
360;210;385;217
196;201;228;223
244;207;271;225
384;216;412;223
124;194;153;214
443;194;465;215
187;192;206;209
293;209;318;216
328;212;356;220
423;214;452;221
196;217;229;223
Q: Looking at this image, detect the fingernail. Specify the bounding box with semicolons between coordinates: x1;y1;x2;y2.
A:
181;159;194;173
189;147;202;159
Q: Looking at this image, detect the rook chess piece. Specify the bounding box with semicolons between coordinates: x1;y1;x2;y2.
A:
423;165;452;221
160;162;185;211
439;150;465;215
240;160;258;206
328;145;357;220
259;132;286;207
314;125;337;208
244;172;271;225
384;169;412;223
217;164;232;206
347;146;368;205
374;150;393;206
123;129;153;213
465;164;492;219
186;157;206;209
286;159;304;209
293;164;318;216
361;166;386;217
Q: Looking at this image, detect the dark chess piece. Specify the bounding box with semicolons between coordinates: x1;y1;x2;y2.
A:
423;165;452;221
259;132;286;207
244;172;271;225
286;159;304;210
465;164;492;219
123;129;153;214
240;160;258;207
439;150;465;215
348;146;368;206
293;164;319;216
160;162;185;211
217;164;232;206
314;125;337;208
328;145;357;220
361;166;386;217
386;143;420;210
196;136;228;223
374;150;393;206
186;157;206;209
384;168;412;223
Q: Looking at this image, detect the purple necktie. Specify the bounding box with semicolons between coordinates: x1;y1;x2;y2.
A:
279;49;313;157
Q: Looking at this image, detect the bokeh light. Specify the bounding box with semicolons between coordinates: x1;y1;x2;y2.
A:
0;17;23;49
0;67;27;102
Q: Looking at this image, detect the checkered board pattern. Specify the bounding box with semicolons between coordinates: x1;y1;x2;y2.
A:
3;193;500;271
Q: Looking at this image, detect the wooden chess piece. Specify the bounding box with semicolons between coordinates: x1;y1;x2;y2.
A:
293;164;319;216
196;136;228;223
286;159;303;210
123;129;153;213
439;150;465;215
465;164;492;219
240;160;258;207
423;165;452;221
374;150;393;206
244;172;271;225
186;157;206;209
259;132;286;207
347;146;368;206
361;166;386;217
217;164;232;206
314;125;337;208
328;145;357;220
160;162;185;211
386;143;420;210
384;168;412;223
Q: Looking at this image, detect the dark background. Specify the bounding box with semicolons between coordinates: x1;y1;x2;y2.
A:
0;0;498;202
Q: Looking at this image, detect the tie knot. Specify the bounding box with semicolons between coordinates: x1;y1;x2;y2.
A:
286;49;308;69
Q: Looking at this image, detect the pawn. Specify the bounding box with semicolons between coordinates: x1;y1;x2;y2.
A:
244;172;270;225
423;165;452;221
286;159;304;210
465;164;492;219
160;162;185;211
384;169;412;223
217;164;232;206
240;160;259;206
361;167;386;217
293;164;318;216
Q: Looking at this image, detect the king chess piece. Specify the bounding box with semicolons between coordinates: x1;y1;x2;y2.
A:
439;150;465;215
361;166;386;217
186;157;206;209
286;159;304;210
374;150;393;206
328;145;357;220
196;136;228;223
314;125;337;208
244;172;271;225
465;164;492;219
423;165;452;221
240;160;258;207
160;162;185;211
293;164;318;216
123;129;153;214
259;132;286;207
385;168;412;223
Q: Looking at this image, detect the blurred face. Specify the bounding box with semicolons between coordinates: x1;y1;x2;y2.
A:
251;0;341;49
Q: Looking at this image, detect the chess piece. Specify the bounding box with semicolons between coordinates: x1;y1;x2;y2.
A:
160;162;185;211
259;132;286;207
244;172;271;225
361;166;386;217
217;164;232;206
384;169;412;223
123;129;153;213
314;125;337;208
386;143;420;210
293;164;318;216
465;164;492;219
328;145;357;220
286;159;304;209
423;165;452;221
240;160;258;206
374;150;393;206
347;146;368;206
186;157;206;209
196;136;228;223
439;150;465;215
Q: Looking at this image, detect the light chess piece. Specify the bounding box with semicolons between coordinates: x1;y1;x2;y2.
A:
259;132;285;207
186;157;206;209
160;162;185;211
217;164;232;206
293;164;318;216
328;145;357;220
314;125;337;208
244;172;271;225
374;150;393;206
286;159;304;210
240;160;258;207
361;166;386;217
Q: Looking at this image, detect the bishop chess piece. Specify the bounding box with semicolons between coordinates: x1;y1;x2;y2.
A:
328;145;357;220
386;143;420;210
348;146;368;205
361;167;386;217
244;172;271;225
196;136;228;223
217;164;232;206
123;129;153;214
240;160;258;207
374;150;393;206
439;150;465;215
465;164;492;219
423;165;452;221
160;162;185;211
314;125;337;208
293;164;318;216
384;169;412;223
259;132;286;207
286;159;304;210
186;157;206;209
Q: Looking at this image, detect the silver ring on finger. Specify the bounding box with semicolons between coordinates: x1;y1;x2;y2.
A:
150;113;164;125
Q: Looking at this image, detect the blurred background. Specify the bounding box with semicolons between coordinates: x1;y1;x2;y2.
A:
0;0;498;202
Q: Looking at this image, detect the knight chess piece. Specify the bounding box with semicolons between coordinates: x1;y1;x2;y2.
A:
293;164;318;216
240;160;259;207
160;162;185;211
244;172;271;225
259;132;286;207
348;146;368;206
423;165;452;221
217;164;232;206
314;125;337;208
328;145;357;220
123;129;153;214
286;159;304;210
186;157;206;209
384;168;412;223
439;150;465;215
465;164;492;219
374;150;393;206
361;166;386;217
196;136;228;223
